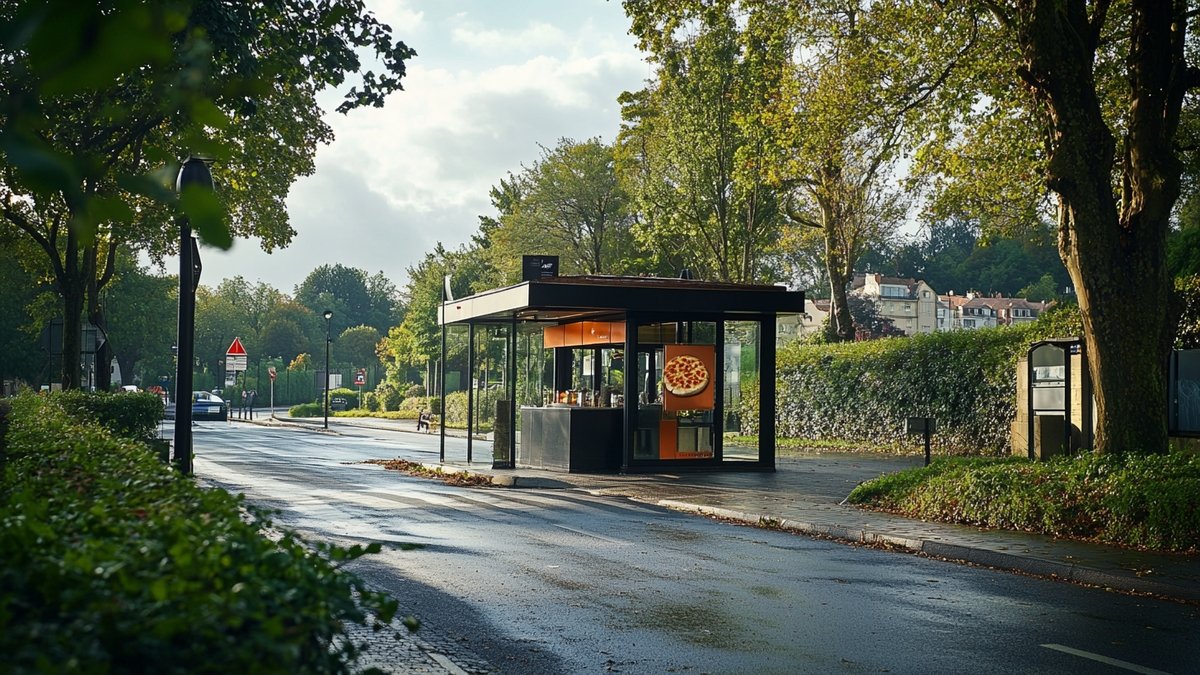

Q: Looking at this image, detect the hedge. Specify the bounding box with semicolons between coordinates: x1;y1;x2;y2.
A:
740;307;1084;454
54;390;164;443
0;392;402;671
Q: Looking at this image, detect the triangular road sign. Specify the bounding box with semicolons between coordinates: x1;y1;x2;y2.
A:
226;337;247;356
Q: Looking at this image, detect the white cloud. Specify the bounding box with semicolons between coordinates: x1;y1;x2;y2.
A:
451;22;569;53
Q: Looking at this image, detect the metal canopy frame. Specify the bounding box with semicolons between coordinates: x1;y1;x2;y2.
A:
438;275;805;472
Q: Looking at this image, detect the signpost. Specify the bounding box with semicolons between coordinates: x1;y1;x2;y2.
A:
354;368;366;407
226;338;248;420
268;366;277;417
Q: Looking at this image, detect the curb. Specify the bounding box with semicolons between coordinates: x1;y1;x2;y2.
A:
657;500;1200;604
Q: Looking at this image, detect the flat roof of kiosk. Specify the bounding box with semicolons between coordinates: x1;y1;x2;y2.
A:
438;275;806;325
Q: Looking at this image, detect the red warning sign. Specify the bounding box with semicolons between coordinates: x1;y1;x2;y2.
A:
226;337;247;356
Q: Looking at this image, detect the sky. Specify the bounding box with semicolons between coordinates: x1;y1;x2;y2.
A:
187;0;652;296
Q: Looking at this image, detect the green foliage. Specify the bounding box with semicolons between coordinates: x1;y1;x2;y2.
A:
849;453;1200;553
372;381;404;412
1176;275;1200;349
288;402;324;418
296;265;400;337
0;393;404;671
329;387;359;408
335;325;383;371
747;309;1084;453
1;0;414;390
53;390;163;443
486;137;640;281
617;4;784;283
441;390;505;430
398;395;432;415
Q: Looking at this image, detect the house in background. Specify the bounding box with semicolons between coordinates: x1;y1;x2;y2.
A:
942;293;999;330
939;292;1051;330
851;273;939;335
777;299;829;342
975;296;1052;326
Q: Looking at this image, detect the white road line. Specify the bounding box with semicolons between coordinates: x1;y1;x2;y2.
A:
1041;644;1173;675
553;524;630;546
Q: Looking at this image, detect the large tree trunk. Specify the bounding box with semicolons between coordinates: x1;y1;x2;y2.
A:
1018;0;1184;454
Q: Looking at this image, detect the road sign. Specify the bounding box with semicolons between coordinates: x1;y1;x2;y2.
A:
268;366;277;381
226;338;248;371
354;368;366;386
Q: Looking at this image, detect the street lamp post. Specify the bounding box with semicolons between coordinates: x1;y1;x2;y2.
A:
174;157;211;475
323;310;333;429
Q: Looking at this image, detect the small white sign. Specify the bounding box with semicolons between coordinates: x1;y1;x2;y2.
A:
226;355;248;371
225;371;237;386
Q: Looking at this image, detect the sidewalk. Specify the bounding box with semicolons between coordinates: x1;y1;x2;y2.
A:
278;414;1200;605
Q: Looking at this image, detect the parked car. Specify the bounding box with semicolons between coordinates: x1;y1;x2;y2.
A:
192;391;228;421
330;396;348;411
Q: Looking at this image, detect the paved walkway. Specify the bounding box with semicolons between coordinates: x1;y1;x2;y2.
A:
241;414;1200;673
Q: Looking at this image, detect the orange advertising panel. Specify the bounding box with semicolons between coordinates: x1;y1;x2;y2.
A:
544;321;625;348
661;344;716;412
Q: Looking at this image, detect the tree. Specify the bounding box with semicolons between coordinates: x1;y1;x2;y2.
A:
335;325;382;371
0;0;414;389
260;318;309;363
102;254;176;388
915;1;1198;454
295;264;399;336
377;324;423;387
486;138;639;281
0;235;44;386
617;6;784;283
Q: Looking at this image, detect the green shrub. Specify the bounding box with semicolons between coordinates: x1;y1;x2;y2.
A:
362;391;381;412
54;390;163;443
288;402;324;417
329;387;359;408
0;393;403;671
744;308;1084;454
373;381;403;411
398;395;430;414
848;452;1200;552
441;389;505;430
404;383;426;398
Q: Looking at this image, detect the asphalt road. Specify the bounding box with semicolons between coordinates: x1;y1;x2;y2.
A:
192;422;1200;674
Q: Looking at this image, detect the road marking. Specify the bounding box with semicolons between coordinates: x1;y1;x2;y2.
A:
1041;644;1172;675
554;524;630;545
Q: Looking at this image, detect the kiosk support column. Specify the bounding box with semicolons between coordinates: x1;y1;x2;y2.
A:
759;315;777;470
622;313;639;473
467;322;475;464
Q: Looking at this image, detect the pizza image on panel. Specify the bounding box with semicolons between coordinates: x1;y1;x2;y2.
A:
663;353;710;397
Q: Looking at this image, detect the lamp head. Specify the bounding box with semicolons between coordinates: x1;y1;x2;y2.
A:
323;310;333;321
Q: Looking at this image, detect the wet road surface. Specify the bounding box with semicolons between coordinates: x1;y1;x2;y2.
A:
193;423;1200;674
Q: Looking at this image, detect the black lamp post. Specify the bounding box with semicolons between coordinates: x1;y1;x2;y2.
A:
323;309;333;429
174;157;211;475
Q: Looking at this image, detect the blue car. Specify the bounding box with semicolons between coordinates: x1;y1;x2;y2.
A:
192;391;228;421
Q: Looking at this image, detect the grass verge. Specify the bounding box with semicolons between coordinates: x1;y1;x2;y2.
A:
848;453;1200;553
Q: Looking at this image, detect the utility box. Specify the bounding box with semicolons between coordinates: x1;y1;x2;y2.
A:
1012;338;1092;459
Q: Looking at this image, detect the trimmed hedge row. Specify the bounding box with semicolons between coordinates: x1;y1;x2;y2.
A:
0;393;401;672
740;308;1084;454
848;453;1200;552
55;390;164;442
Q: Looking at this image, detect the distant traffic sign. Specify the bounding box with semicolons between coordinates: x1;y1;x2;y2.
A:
268;366;277;381
354;368;366;386
226;338;248;371
226;337;247;355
